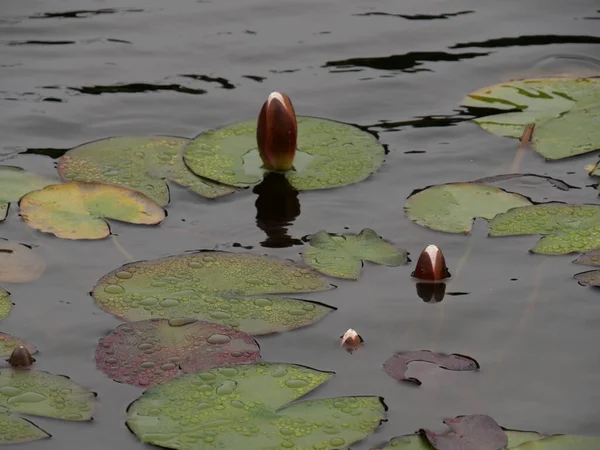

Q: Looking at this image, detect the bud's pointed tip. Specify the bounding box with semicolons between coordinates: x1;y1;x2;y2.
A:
412;244;450;281
340;328;363;347
8;345;35;368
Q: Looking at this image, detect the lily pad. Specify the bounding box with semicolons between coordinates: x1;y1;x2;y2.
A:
183;116;385;191
405;183;532;233
93;250;334;335
0;239;46;283
573;249;600;266
0;369;96;443
573;270;600;287
302;229;408;280
0;289;12;321
57;136;236;207
374;430;544;449
126;362;386;450
0;333;36;358
19;182;166;240
0;166;56;222
512;435;600;449
421;415;508;450
383;350;479;386
96;318;260;388
489;203;600;255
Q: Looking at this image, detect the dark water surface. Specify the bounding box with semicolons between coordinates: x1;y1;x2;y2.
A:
2;0;600;448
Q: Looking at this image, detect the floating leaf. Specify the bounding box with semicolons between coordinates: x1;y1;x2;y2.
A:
512;435;600;449
374;430;544;449
0;167;56;222
0;239;45;283
93;250;334;335
421;415;508;450
19;183;166;240
0;288;12;321
573;270;600;287
126;362;386;450
183;116;385;191
383;350;479;386
460;77;600;138
0;333;36;358
472;173;578;191
96;318;260;388
405;183;532;233
302;228;408;280
573;249;600;266
57;136;236;207
489;203;600;255
0;410;50;444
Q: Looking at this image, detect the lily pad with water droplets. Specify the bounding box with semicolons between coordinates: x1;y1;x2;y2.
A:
489;203;600;255
0;289;12;321
19;183;166;240
0;239;46;283
183;116;385;191
0;409;51;444
126;362;386;450
57;136;236;207
0;167;56;222
96;319;260;388
93;250;334;335
0;333;36;358
302;229;408;280
405;183;532;233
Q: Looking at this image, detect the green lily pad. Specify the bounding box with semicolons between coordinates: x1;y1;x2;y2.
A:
0;288;12;321
93;250;335;335
19;182;166;240
489;203;600;255
0;333;36;358
126;362;386;450
0;166;56;222
0;238;46;283
302;229;408;280
405;183;533;233
183;116;385;191
57;136;236;207
460;77;600;139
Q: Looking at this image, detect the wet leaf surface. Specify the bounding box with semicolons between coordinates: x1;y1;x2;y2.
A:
183;116;385;190
0;166;56;222
511;435;600;449
422;415;508;450
57;136;236;206
489;203;600;255
0;239;46;283
405;183;532;233
0;288;12;321
373;430;545;449
0;410;50;444
93;250;335;335
471;173;578;191
0;333;36;358
383;350;479;385
19;183;166;240
96;318;260;388
573;249;600;266
302;229;408;279
126;362;386;450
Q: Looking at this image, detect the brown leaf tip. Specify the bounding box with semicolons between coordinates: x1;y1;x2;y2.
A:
8;345;35;368
412;245;451;281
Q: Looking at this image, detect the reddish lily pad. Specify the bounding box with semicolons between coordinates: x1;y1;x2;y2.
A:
0;288;12;321
0;238;46;283
383;350;479;386
96;318;260;388
573;249;600;266
0;333;37;358
421;415;508;450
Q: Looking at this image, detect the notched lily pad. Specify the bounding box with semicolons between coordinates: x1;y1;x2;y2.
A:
126;362;386;450
183;116;385;191
19;182;166;240
0;289;12;321
489;203;600;255
0;238;45;283
0;333;36;358
405;183;532;233
96;318;260;388
573;249;600;266
573;270;600;287
302;228;408;280
0;166;56;222
57;136;236;207
421;415;508;450
383;350;479;386
93;250;335;335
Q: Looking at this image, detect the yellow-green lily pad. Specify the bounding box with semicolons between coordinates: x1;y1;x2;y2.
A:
0;288;11;321
0;332;36;358
0;167;56;222
19;183;166;240
57;136;236;207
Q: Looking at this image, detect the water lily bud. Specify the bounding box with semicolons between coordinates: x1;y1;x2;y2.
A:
7;345;35;368
257;92;297;172
340;328;363;347
412;244;450;281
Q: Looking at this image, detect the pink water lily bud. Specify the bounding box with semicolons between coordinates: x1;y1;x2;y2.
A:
7;345;35;368
257;92;297;171
340;328;363;347
412;244;451;281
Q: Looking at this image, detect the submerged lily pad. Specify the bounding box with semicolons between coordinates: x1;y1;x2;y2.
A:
0;239;45;283
405;183;532;233
0;167;56;222
0;289;11;321
126;362;386;450
93;250;334;335
383;350;479;386
183;116;385;191
573;270;600;287
0;333;36;358
57;136;236;207
422;415;507;450
19;183;166;240
573;249;600;266
96;319;260;388
302;229;408;280
489;203;600;255
0;369;96;443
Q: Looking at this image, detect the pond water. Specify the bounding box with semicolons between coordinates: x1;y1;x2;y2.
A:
1;0;600;448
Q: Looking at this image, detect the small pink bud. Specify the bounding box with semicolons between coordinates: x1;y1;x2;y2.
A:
340;328;363;348
412;245;450;281
7;345;35;368
257;92;297;172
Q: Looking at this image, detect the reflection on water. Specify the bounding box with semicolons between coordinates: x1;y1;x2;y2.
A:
353;11;474;20
69;84;207;95
416;282;447;303
253;172;302;248
450;35;600;49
